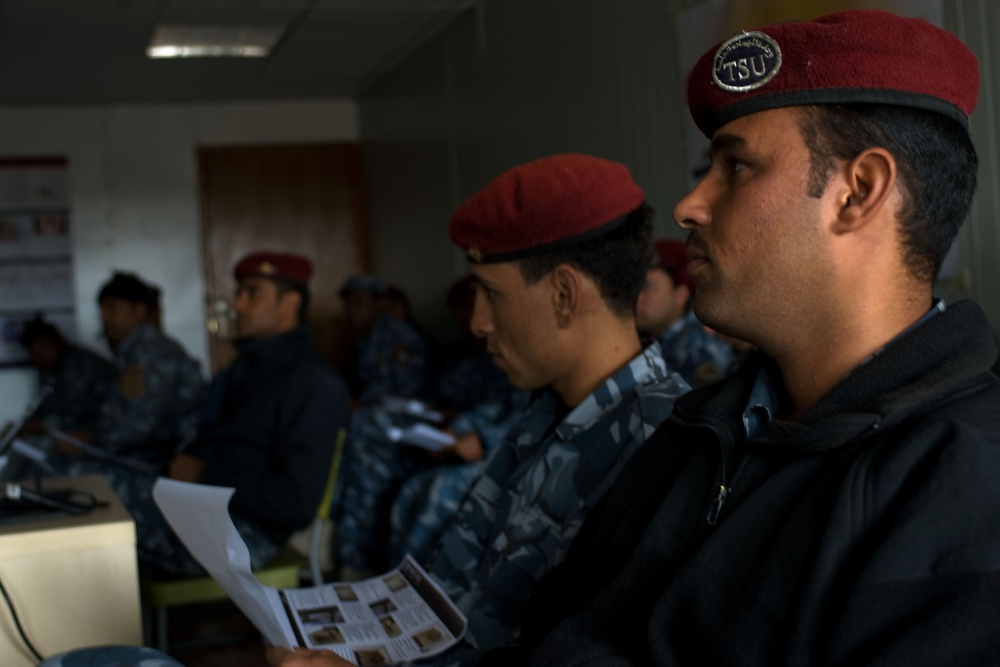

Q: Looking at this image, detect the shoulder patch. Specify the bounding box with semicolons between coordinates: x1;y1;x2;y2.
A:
120;364;145;398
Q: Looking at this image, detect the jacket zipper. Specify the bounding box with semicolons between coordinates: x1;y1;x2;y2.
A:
706;450;750;526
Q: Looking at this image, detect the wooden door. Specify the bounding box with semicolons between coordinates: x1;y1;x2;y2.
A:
199;143;367;374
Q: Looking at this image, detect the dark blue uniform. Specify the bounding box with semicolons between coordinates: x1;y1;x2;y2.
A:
30;343;117;434
109;325;351;577
334;347;524;573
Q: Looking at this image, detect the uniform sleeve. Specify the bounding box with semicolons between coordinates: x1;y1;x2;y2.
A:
96;352;195;454
224;369;350;532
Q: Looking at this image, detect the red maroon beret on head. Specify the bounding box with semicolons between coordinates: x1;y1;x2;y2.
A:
653;239;693;293
233;251;313;285
688;9;979;137
449;153;645;263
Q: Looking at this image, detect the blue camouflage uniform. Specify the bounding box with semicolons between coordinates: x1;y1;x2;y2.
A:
356;314;431;403
30;343;117;433
388;390;531;567
107;325;350;578
334;347;525;573
95;322;205;465
658;309;735;388
419;341;689;667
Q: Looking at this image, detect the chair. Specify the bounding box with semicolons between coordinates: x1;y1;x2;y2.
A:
141;429;347;652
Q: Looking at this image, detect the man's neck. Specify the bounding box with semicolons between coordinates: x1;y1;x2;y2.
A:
771;294;933;418
552;317;643;408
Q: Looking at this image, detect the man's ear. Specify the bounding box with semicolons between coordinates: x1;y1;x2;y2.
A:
279;288;303;320
833;147;897;234
550;264;582;328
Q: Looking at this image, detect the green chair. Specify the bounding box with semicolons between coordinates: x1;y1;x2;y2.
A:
141;429;347;652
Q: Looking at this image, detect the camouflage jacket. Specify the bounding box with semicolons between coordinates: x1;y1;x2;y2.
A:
435;346;530;454
423;341;691;666
95;323;205;462
357;315;431;402
658;309;735;388
32;343;117;433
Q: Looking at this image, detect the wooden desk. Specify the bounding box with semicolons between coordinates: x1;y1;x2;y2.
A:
0;474;142;665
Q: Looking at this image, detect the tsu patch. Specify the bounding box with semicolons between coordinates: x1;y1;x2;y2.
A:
712;31;782;92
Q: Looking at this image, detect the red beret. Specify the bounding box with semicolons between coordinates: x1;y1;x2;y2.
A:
653;239;693;292
688;9;979;137
449;153;645;263
233;251;313;284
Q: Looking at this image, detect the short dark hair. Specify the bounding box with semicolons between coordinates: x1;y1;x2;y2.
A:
273;278;310;324
98;271;152;305
798;104;978;283
20;315;63;347
517;203;654;318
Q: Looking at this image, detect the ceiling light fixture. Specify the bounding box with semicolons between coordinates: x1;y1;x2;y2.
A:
146;25;286;59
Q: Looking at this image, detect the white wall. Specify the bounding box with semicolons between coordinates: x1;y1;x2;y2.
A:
0;99;359;424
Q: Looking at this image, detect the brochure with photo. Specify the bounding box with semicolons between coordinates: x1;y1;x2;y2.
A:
153;478;467;665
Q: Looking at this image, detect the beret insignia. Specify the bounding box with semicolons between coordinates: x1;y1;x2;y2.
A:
234;252;313;283
712;31;782;93
467;246;484;263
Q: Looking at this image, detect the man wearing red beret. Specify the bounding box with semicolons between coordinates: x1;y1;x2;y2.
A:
268;154;690;667
104;251;351;577
637;238;735;387
469;10;1000;666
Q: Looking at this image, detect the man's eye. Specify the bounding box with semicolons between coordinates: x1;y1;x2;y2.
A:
725;156;748;173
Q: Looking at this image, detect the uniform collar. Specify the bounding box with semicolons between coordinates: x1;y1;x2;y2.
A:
555;341;669;441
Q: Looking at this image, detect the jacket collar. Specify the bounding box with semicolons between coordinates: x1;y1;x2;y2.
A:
671;300;998;454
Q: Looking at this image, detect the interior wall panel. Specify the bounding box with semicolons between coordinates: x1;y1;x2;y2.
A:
360;0;1000;340
947;0;1000;334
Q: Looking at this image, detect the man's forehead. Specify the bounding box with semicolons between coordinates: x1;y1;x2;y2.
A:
469;261;520;286
237;276;274;291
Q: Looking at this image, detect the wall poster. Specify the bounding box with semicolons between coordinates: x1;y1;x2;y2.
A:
0;157;75;367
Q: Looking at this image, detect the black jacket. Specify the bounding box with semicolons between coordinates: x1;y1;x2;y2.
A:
485;299;1000;666
189;326;349;542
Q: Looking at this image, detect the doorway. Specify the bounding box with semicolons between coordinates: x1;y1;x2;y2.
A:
198;143;367;374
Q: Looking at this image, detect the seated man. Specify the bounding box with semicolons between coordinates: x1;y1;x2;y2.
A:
53;272;204;469
109;252;351;576
340;274;431;403
17;314;116;437
636;238;734;386
333;275;529;575
469;10;1000;666
271;153;690;666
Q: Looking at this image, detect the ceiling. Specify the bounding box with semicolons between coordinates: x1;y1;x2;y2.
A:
0;0;474;106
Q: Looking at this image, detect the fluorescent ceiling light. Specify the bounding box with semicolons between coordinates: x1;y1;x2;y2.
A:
147;25;286;59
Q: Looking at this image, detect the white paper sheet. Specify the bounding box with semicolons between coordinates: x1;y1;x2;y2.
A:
386;423;456;451
151;478;299;649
